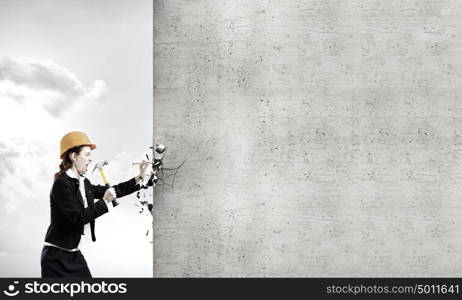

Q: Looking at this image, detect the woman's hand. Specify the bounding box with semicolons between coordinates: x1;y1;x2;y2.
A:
103;188;116;203
139;160;151;178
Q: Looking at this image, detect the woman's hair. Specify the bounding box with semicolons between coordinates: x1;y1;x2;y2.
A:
54;145;85;180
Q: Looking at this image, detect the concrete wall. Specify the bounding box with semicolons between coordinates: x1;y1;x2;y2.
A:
153;0;462;277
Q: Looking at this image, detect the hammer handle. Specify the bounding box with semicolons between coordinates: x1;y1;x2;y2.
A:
98;169;118;207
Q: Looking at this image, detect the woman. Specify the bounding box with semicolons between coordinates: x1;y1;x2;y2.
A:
41;131;149;278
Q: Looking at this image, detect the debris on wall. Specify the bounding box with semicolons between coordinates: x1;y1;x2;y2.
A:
133;144;185;241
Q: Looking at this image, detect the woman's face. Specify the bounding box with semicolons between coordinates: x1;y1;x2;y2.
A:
71;146;92;176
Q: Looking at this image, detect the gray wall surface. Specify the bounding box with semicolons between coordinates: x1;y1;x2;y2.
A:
153;0;462;277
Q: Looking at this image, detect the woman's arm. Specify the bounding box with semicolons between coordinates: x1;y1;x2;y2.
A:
92;161;149;199
51;177;108;227
92;177;141;199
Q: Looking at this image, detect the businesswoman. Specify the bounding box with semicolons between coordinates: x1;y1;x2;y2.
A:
41;131;149;278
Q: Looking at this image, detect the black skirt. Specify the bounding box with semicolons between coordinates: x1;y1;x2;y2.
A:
41;245;92;278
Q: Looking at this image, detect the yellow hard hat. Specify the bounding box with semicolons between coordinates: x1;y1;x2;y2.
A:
60;131;96;159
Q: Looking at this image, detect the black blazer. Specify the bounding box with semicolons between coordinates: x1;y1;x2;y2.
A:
44;172;140;249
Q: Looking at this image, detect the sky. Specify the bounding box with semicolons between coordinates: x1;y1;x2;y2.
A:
0;0;153;277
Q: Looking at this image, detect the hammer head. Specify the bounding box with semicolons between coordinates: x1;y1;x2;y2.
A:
92;160;108;174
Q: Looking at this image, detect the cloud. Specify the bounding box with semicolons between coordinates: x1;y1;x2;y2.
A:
0;138;54;214
0;136;54;257
0;57;82;95
0;142;19;185
0;57;108;116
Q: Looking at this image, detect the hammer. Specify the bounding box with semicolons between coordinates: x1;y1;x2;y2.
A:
93;160;119;207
